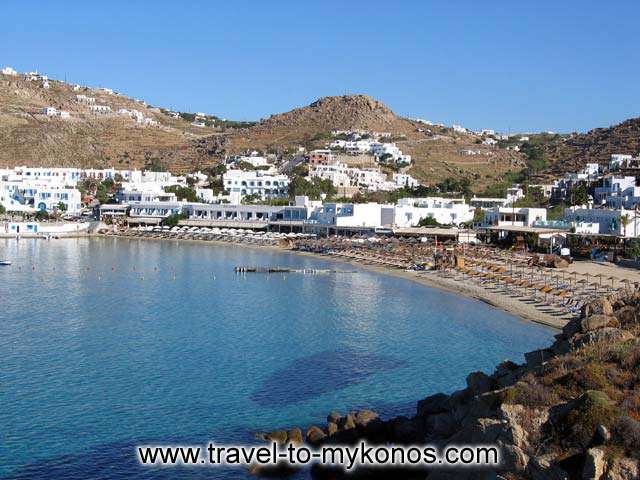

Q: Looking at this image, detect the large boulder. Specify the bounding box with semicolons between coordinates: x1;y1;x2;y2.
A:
466;371;493;395
499;403;531;450
583;448;607;480
326;411;342;424
601;298;614;316
526;348;555;367
603;457;640;480
614;305;638;328
338;413;356;431
388;416;424;443
527;455;570;480
287;428;303;445
265;430;288;444
498;442;529;473
562;318;583;339
424;412;457;438
582;298;614;317
580;314;616;333
417;392;451;416
305;426;326;444
326;422;338;436
354;409;379;428
571;328;634;350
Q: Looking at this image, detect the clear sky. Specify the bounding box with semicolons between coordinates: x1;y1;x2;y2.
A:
2;1;639;133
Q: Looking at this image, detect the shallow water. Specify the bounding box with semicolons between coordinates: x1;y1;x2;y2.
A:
0;237;554;479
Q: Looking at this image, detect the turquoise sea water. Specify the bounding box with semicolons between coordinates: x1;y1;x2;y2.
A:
0;238;554;479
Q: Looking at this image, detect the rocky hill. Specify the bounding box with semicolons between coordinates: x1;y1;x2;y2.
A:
541;118;640;177
0;74;525;189
227;95;525;191
227;95;418;151
0;72;226;173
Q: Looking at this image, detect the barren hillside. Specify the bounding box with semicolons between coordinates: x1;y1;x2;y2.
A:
0;73;225;172
0;81;525;188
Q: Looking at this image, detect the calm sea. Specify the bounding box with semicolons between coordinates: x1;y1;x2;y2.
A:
0;237;554;479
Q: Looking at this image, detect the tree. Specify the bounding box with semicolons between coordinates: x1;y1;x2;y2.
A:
620;214;631;237
570;185;589;206
161;213;185;227
164;185;198;202
0;204;5;215
56;201;67;212
417;216;442;227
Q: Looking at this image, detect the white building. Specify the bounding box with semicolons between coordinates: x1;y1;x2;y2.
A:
33;187;82;214
395;197;473;227
482;207;547;228
223;170;289;200
1;66;18;76
393;173;419;189
348;167;395;192
564;207;640;237
313;202;394;228
43;107;57;116
233;152;269;168
311;163;352;189
115;184;177;203
470;197;509;209
76;94;96;104
594;176;637;205
89;105;112;115
196;188;215;203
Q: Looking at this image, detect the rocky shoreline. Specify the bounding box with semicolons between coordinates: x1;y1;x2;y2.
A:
257;292;640;479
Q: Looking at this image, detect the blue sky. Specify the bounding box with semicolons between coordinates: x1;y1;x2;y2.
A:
2;1;639;132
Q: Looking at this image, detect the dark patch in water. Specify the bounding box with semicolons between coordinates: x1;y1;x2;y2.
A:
251;349;407;407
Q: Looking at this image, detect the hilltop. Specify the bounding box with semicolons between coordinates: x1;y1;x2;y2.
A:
226;95;525;191
0;72;525;188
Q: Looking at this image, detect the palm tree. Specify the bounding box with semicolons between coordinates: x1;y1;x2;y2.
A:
620;214;631;237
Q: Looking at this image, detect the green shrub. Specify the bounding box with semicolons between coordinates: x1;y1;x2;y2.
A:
562;390;619;448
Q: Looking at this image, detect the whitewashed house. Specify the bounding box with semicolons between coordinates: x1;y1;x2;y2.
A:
223;170;289;200
393;173;419;189
564;207;640;237
89;105;112;115
33;187;82;214
395;197;473;227
76;94;96;104
482;207;547;228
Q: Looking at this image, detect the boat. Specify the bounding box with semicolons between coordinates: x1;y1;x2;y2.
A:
0;260;12;266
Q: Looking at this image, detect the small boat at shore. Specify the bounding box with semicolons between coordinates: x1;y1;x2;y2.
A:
0;260;12;266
